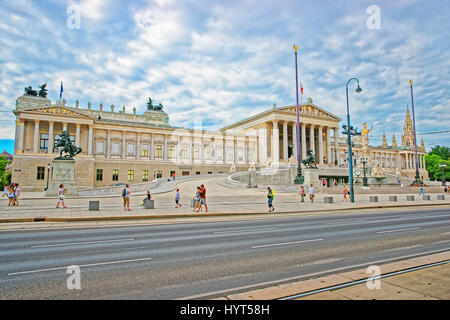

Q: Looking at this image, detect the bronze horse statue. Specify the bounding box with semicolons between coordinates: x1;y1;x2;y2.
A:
53;131;82;160
302;149;318;169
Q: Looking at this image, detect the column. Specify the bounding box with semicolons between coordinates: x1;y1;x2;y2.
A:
318;126;324;164
272;121;279;163
258;126;268;165
233;137;237;164
212;138;217;163
48;121;54;153
292;123;297;162
107;130;111;158
122;131;126;159
301;123;307;160
164;135;168;161
75;123;81;147
423;154;426;169
334;127;339;165
176;135;181;162
33;120;40;154
309;125;315;160
137;133;141;159
88;125;93;155
200;137;204;163
63;122;67;132
244;138;248;164
18;119;25;153
326;127;331;165
222;137;226;164
283;121;288;161
189;135;193;164
151;134;155;160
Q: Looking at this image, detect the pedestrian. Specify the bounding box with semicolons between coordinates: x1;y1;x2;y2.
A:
142;190;152;206
334;179;337;187
343;186;348;201
267;187;275;212
7;186;15;206
193;186;202;212
309;184;315;203
13;183;20;206
419;184;425;196
3;184;8;198
198;184;208;212
122;184;131;211
56;184;67;208
172;172;176;181
298;185;306;202
175;188;181;208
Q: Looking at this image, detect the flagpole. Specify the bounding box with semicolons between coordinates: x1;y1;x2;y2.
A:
293;44;304;184
409;80;421;185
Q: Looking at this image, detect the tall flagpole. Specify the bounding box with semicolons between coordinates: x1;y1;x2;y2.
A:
409;80;421;185
294;44;304;184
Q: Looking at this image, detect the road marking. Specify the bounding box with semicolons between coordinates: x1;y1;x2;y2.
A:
8;257;152;276
326;219;366;225
176;247;450;300
383;244;424;252
251;238;323;249
377;227;420;234
433;240;450;245
214;228;277;234
441;231;450;235
30;238;135;248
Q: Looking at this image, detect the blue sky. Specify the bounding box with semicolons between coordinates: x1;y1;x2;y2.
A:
0;0;449;154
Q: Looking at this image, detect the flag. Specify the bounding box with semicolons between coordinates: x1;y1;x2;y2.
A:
300;82;303;95
60;81;63;99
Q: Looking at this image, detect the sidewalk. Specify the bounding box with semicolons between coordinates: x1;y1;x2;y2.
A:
217;251;450;300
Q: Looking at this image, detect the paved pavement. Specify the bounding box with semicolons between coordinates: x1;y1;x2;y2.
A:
1;206;449;299
1;177;449;221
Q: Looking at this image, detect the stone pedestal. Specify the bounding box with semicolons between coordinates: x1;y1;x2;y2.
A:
303;169;320;187
144;199;154;209
249;169;257;188
45;159;78;197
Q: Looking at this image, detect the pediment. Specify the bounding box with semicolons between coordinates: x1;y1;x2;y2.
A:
23;106;92;119
280;104;341;121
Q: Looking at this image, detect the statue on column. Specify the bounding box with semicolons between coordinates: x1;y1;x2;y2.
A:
361;122;373;155
53;131;82;160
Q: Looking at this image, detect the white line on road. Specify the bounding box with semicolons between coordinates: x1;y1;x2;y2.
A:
433;240;450;245
8;257;152;276
441;231;450;236
30;238;135;248
214;228;277;234
251;238;323;249
383;244;424;252
377;227;420;234
326;219;366;225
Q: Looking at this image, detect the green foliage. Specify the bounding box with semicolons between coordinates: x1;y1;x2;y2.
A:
425;153;450;181
429;145;450;160
0;156;11;187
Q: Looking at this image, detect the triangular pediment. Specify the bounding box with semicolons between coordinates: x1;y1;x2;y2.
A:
23;106;92;119
279;104;341;121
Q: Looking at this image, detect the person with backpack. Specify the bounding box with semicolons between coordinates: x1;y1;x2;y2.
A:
175;188;181;208
56;184;67;209
7;186;15;206
309;184;315;203
122;184;131;211
267;187;275;212
194;186;202;212
199;184;208;212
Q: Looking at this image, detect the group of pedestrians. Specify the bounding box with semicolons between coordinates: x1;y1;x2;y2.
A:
193;184;208;212
267;184;317;212
3;183;21;206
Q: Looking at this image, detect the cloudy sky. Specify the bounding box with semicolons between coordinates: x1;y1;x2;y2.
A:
0;0;449;153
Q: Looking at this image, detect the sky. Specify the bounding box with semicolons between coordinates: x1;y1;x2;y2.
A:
0;0;449;154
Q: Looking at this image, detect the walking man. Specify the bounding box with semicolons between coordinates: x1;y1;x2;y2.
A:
123;184;131;211
267;187;275;212
309;184;315;203
56;184;67;208
419;183;425;196
198;184;208;212
343;186;348;201
175;188;181;208
13;183;20;206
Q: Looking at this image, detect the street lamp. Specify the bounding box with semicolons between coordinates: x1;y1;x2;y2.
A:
345;78;362;203
293;44;304;184
44;163;50;191
439;163;447;187
362;158;368;187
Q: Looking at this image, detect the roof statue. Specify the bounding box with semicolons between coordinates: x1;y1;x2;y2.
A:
38;83;48;98
24;86;38;96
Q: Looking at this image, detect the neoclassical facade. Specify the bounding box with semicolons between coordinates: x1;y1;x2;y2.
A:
11;94;428;191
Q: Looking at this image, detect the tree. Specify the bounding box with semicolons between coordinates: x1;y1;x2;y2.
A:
429;145;450;160
0;156;11;187
425;151;450;181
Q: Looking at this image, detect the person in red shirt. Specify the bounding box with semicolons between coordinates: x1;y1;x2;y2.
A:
198;184;208;212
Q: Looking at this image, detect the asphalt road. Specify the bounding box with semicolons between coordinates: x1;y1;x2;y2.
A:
1;207;449;299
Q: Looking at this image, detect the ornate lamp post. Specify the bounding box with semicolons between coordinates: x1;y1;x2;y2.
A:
409;80;422;185
344;78;362;203
362;158;368;187
293;44;304;184
439;163;447;187
44;163;50;191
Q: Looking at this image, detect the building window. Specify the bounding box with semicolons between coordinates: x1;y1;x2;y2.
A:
155;145;163;158
112;169;119;181
37;166;45;180
112;142;120;155
128;170;134;181
196;171;201;175
194;148;199;159
169;145;175;158
227;151;233;161
96;141;104;154
142;170;148;182
208;172;212;174
40;133;49;150
127;143;135;155
217;150;222;160
141;144;148;157
181;147;187;158
205;148;211;160
238;151;243;161
155;170;162;179
96;169;103;181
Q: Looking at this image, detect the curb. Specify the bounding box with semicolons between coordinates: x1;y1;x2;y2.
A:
0;202;449;224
